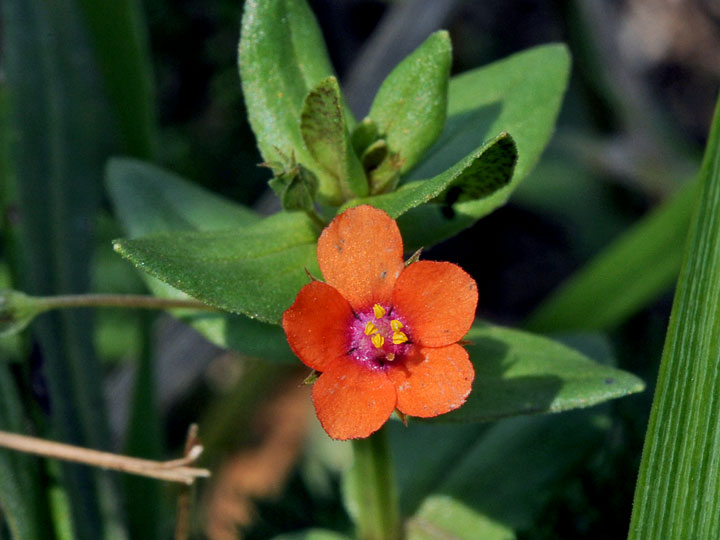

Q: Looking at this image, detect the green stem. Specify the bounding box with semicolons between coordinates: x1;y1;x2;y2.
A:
35;294;218;312
349;426;401;540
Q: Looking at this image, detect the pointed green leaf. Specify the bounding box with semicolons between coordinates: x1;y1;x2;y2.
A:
239;0;353;204
398;44;571;249
268;161;320;212
628;95;720;540
341;132;516;218
113;212;320;324
107;159;295;361
351;116;380;157
369;30;451;176
426;322;644;423
300;77;367;198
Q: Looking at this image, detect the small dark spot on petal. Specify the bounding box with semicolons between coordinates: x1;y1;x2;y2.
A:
335;244;343;252
380;270;387;279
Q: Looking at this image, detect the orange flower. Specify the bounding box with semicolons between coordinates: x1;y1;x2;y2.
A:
282;205;477;440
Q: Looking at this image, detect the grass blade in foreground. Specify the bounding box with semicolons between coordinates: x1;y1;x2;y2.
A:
628;94;720;540
4;0;114;536
527;179;697;332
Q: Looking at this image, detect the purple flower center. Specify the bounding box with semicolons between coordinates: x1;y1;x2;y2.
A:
347;303;412;368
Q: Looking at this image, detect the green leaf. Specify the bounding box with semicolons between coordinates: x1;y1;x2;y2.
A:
107;158;260;235
4;0;115;536
426;322;644;423
76;0;158;158
341;132;516;219
106;159;295;361
268;161;320;212
628;95;720;540
122;314;165;540
526;180;697;332
398;44;571;249
300;77;367;198
0;364;49;540
270;531;351;540
405;496;513;540
239;0;352;204
369;30;451;176
394;410;609;537
113;212;320;324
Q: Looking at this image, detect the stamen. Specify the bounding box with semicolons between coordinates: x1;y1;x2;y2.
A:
392;331;408;345
390;319;403;331
371;334;385;349
364;322;377;336
385;353;396;362
373;304;386;319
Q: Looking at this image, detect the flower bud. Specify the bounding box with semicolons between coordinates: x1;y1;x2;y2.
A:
0;290;42;337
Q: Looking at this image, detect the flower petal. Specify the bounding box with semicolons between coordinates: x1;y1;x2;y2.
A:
313;360;396;440
387;344;474;418
282;281;354;372
392;260;477;347
317;205;404;310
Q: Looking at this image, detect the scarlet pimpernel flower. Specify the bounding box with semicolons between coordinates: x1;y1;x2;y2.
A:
282;205;477;440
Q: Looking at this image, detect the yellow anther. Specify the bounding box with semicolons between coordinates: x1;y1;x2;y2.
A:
371;334;385;349
390;319;403;331
373;304;386;319
392;331;408;345
364;322;377;336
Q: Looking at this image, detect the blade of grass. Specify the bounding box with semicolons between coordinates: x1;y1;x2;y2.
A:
76;0;158;158
0;364;51;540
526;179;697;332
628;93;720;539
122;313;165;540
3;0;115;536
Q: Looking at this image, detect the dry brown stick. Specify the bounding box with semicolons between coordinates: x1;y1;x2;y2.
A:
175;424;200;540
0;430;210;485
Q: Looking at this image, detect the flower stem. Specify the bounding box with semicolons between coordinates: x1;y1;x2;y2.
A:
34;294;218;313
348;426;401;540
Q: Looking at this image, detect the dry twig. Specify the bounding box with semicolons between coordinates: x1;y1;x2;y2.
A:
175;424;201;540
0;430;210;485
